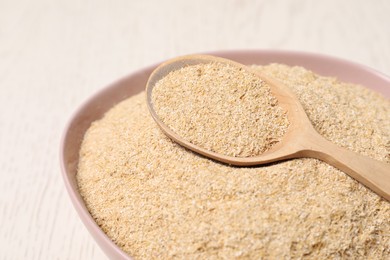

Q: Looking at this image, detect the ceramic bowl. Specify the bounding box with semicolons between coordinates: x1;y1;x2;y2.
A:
60;50;390;259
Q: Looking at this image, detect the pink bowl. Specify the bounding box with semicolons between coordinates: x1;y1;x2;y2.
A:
60;50;390;259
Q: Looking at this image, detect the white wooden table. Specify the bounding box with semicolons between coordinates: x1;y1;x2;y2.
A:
1;0;389;259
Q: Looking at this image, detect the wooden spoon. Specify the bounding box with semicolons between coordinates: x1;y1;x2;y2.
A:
146;54;390;201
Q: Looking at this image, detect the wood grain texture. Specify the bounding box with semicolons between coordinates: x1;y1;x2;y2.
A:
0;0;389;259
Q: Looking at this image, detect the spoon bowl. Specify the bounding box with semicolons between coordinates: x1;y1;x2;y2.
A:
146;54;390;201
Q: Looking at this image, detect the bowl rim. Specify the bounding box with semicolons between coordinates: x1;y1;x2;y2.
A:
60;49;390;259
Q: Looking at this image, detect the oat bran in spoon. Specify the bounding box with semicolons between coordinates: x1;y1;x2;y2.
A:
151;62;290;158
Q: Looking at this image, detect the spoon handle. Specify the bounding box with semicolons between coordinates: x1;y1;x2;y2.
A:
303;131;390;201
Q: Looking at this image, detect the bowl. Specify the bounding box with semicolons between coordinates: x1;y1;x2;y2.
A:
60;50;390;259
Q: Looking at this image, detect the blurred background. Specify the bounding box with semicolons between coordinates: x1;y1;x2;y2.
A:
1;0;389;259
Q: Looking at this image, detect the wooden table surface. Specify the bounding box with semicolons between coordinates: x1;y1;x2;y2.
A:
1;0;389;259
